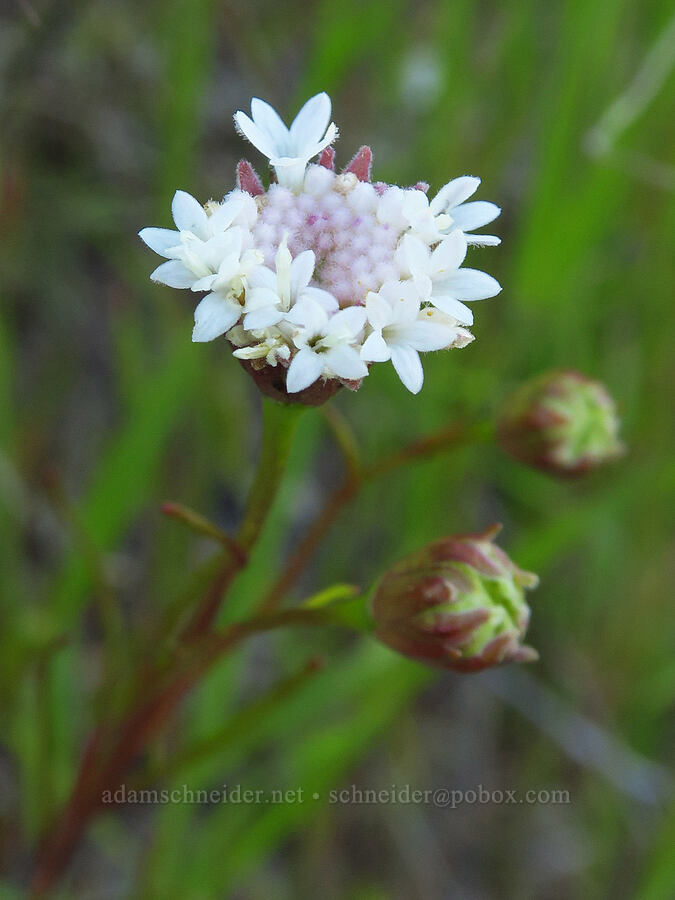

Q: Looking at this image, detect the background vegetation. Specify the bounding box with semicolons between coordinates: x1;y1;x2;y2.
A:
1;0;673;896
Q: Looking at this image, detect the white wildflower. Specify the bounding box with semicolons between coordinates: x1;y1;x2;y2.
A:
140;92;504;401
429;176;501;246
242;237;337;331
191;229;263;342
139;190;257;289
234;93;337;190
397;231;501;326
284;299;367;393
377;186;451;243
361;280;469;394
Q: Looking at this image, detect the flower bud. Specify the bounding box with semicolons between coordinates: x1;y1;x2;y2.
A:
371;525;538;672
497;369;624;477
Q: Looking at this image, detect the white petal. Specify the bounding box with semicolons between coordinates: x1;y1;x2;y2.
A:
400;320;457;352
446;269;502;300
250;98;290;150
466;234;501;247
399;234;430;276
412;273;433;300
248;265;277;291
190;273;219;292
213;254;244;291
365;291;394;330
324;345;368;380
244;286;281;311
361;331;390;362
451;201;501;231
150;259;196;289
429;294;474;325
139;227;180;257
301;286;339;312
390;345;424;394
272;157;312;190
429;176;480;215
230;192;258;229
289;92;331;150
376;186;406;228
243;306;284;330
219;228;243;261
192;294;241;342
327;305;367;337
430;230;467;275
290;250;316;297
207;194;245;232
401;188;430;218
171;191;207;235
286;298;327;334
386;281;422;325
274;237;293;303
233;110;279;159
200;229;243;272
286;348;323;392
315;121;337;155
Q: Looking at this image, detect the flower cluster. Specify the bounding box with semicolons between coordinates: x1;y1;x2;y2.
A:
140;93;502;401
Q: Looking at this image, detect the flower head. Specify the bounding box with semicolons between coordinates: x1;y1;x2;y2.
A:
140;93;502;404
371;525;539;672
497;370;625;477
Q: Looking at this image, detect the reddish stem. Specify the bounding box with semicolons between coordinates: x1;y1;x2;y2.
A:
261;421;482;611
30;608;329;896
30;400;304;895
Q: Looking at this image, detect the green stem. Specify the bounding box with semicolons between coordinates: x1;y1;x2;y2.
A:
237;398;306;552
130;658;323;788
180;397;305;640
30;400;308;897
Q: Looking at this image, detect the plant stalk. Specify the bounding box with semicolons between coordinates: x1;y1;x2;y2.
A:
29;398;305;896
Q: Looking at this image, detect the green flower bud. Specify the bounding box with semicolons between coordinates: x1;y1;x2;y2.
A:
497;369;624;477
371;525;539;673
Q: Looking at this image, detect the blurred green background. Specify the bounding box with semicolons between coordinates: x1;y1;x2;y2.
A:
1;0;674;896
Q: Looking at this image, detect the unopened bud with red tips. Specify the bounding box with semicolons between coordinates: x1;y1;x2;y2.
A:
497;370;624;478
371;525;539;673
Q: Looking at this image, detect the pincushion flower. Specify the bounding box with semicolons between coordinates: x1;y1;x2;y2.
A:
140;92;503;404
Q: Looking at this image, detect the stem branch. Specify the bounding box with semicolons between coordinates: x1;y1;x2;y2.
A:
30;398;304;896
260;419;490;611
181;398;304;639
